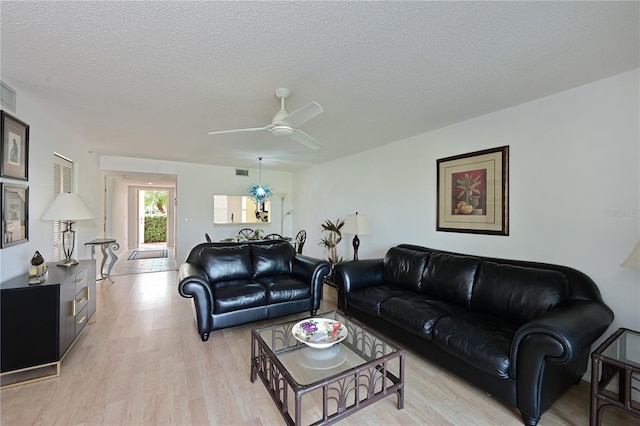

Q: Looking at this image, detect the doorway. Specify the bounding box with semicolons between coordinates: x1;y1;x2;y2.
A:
128;186;175;250
104;173;178;276
137;188;169;248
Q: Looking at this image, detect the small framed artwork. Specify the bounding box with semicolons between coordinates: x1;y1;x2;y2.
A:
1;183;29;248
1;111;30;180
437;146;509;235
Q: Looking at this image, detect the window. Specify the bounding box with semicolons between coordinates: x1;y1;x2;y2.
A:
52;154;73;261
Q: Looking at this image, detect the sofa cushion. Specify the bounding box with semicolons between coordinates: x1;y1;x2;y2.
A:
251;242;295;278
471;261;569;324
200;245;253;283
347;285;415;317
433;312;517;379
380;295;468;339
382;247;429;292
421;252;480;309
212;280;267;313
257;275;311;303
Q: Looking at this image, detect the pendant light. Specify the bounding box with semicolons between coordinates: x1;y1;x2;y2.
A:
248;157;273;203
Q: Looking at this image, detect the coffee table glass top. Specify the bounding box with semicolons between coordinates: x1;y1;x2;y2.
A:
254;311;400;386
598;328;640;368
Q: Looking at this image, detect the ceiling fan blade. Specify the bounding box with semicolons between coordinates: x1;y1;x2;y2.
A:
208;126;269;136
290;129;323;150
280;102;323;128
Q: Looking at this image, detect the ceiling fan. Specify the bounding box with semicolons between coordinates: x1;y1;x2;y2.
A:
208;88;324;150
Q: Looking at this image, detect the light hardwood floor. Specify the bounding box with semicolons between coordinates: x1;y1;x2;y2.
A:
109;245;177;277
0;270;636;426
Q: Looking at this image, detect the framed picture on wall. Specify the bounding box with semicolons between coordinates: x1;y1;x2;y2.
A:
437;146;509;235
1;111;29;180
1;183;29;248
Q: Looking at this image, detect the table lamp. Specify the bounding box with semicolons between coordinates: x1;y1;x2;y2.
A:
42;193;95;267
342;212;371;261
621;241;640;270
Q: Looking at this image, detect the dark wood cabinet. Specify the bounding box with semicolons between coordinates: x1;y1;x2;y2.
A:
0;284;59;371
0;260;96;387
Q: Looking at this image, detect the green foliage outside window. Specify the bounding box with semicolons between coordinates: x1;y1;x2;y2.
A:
145;190;167;214
144;215;166;243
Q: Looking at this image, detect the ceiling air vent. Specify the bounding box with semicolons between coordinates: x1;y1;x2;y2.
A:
1;81;17;113
235;169;249;177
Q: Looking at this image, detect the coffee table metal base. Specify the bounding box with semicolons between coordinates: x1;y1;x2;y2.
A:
251;313;404;426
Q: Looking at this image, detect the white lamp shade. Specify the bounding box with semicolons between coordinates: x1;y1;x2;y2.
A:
41;193;95;221
621;242;640;270
343;213;371;235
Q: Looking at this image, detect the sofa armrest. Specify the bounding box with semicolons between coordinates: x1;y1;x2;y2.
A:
334;259;384;313
293;255;331;310
178;263;210;296
178;262;214;339
511;299;614;373
334;259;384;293
510;299;613;419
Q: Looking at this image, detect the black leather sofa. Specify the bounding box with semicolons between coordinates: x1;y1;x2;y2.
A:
178;240;330;341
334;244;613;426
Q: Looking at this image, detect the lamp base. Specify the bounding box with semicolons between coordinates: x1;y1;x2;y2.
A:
57;258;79;267
59;225;78;267
352;235;360;261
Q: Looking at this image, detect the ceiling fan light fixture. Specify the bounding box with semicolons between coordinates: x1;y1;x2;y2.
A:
207;88;323;149
271;125;294;137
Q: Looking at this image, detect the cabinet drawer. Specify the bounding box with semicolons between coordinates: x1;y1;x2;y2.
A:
75;305;88;335
72;291;88;318
74;269;89;295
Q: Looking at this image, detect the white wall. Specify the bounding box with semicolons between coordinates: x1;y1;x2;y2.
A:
100;156;293;263
0;83;103;282
293;69;640;338
105;175;129;249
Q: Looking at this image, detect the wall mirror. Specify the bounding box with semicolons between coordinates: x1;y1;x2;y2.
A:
213;195;271;224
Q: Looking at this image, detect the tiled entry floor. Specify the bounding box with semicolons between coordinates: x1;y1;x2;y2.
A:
109;244;177;277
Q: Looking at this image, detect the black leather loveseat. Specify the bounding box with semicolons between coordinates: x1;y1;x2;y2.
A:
335;244;613;426
178;240;330;341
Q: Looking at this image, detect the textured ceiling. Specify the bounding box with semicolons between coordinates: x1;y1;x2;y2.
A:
1;1;638;172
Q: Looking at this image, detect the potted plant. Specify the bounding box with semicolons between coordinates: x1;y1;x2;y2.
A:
319;218;345;284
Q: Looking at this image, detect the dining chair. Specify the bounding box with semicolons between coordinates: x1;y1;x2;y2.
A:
237;228;254;240
264;233;283;240
295;230;306;254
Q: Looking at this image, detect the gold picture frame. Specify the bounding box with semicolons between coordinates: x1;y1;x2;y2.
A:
1;183;29;248
437;146;509;235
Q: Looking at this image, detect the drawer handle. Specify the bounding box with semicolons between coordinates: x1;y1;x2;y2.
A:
72;297;87;316
77;316;86;325
87;286;90;300
77;277;86;284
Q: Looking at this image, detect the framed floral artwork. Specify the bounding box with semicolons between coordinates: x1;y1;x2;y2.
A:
437;146;509;235
1;111;29;180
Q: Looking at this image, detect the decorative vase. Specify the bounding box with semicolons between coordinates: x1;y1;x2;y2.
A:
460;204;474;215
470;196;480;209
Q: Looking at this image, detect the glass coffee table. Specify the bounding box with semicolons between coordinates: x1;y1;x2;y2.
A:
251;311;405;425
